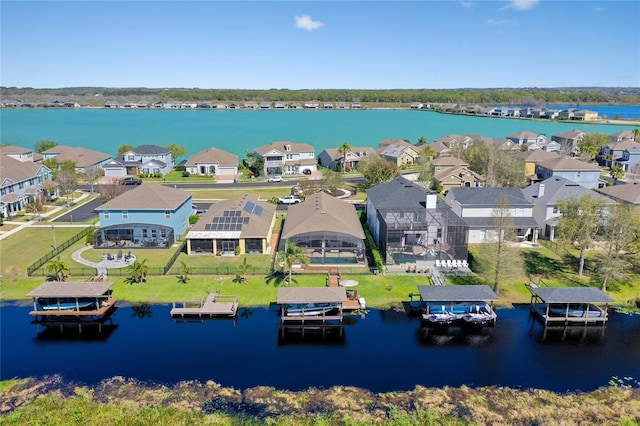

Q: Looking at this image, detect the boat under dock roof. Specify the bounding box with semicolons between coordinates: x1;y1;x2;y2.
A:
277;287;347;304
27;282;114;298
528;287;614;304
417;285;498;302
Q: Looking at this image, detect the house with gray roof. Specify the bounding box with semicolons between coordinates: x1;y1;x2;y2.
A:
506;131;546;146
598;139;640;170
280;191;365;265
254;141;316;176
366;177;468;267
608;130;634;142
598;182;640;205
445;187;538;243
0;151;52;217
102;144;173;177
185;147;238;182
551;130;585;155
522;176;613;241
41;145;112;173
186;194;276;255
94;183;192;248
0;145;41;163
377;139;421;166
535;156;602;189
318;146;376;171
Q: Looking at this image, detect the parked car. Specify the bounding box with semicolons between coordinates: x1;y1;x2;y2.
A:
268;175;283;182
302;169;312;175
278;195;301;204
120;177;142;185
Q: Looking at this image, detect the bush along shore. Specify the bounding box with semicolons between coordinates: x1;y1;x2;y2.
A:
1;376;639;425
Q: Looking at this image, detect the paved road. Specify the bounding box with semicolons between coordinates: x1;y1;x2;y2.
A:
53;197;104;222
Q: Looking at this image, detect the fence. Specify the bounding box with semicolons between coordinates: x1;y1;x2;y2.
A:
163;239;187;274
27;227;95;276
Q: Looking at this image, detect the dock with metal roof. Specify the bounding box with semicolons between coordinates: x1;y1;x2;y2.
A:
27;282;117;318
277;287;346;323
170;292;239;318
416;285;499;326
526;285;614;326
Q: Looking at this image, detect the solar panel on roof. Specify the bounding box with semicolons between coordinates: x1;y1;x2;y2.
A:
253;205;264;217
243;201;255;214
243;217;250;224
223;211;230;217
213;217;220;223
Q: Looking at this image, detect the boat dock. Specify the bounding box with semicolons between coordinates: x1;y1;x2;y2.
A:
415;285;499;326
277;287;346;323
27;281;117;319
170;292;239;318
526;285;613;326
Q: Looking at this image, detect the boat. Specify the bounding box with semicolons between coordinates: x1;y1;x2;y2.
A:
423;312;458;324
38;298;96;311
284;303;339;317
462;312;496;325
548;304;606;318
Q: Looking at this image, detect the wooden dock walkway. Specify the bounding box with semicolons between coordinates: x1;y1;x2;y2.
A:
171;293;239;318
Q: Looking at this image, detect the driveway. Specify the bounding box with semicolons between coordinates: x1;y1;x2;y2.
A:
53;197;103;222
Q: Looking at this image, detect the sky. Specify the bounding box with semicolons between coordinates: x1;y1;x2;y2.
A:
1;0;639;89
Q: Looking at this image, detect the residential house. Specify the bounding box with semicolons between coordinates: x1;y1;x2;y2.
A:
102;145;173;177
366;177;468;266
445;187;538;244
598;182;640;205
431;135;474;156
506;131;547;146
551;130;586;155
598;139;640;170
280;191;365;265
518;149;560;182
0;152;52;217
184;147;239;182
94;184;192;248
608;130;635;142
535;156;602;189
317;146;376;171
522;177;613;241
378;139;421;166
432;156;485;194
466;134;519;151
41;145;112;173
254;141;316;175
558;109;598;121
186;194;276;255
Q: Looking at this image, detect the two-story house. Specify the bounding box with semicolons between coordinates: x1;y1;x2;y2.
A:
317;146;376;171
0;148;52;217
518;149;560;182
598;139;640;170
184;147;238;182
254;141;316;176
551;130;585;155
41;145;112;173
94;184;192;248
535;156;602;189
103;145;174;177
506;131;547;146
431;156;484;193
445;187;538;244
378;139;421;166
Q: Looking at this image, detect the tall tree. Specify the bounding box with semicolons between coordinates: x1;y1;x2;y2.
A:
35;140;58;153
98;179;127;202
609;165;625;183
46;259;70;281
556;194;606;276
595;203;640;292
242;151;265;177
166;142;187;161
117;144;135;157
632;128;640;143
338;142;352;173
577;132;609;162
82;165;103;193
416;147;435;187
56;169;78;201
415;136;428;146
321;168;344;194
279;240;309;285
358;154;400;186
127;259;149;284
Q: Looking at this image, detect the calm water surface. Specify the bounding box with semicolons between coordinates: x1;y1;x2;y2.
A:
1;109;637;158
1;304;639;393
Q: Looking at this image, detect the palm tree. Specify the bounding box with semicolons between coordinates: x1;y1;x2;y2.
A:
339;142;352;173
234;256;251;284
632;128;640;143
127;258;149;284
177;261;191;284
279;240;309;285
46;259;69;281
610;165;625;183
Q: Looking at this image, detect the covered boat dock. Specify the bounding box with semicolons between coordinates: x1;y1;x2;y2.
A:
526;285;613;326
277;287;346;324
27;282;116;319
416;285;498;325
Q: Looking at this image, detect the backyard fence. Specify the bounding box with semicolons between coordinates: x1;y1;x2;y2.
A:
27;226;95;276
163;239;187;274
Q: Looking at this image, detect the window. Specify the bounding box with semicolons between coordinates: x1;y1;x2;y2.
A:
127;155;134;161
165;211;171;219
122;211;128;219
103;211;110;219
552;206;559;214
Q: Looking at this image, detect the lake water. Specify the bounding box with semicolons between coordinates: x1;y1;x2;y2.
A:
0;109;638;159
1;303;639;393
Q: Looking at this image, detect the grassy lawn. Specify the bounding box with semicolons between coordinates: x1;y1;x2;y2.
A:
189;187;291;201
169;253;273;274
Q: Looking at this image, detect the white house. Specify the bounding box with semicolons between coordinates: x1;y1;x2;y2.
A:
185;147;238;182
254;141;316;176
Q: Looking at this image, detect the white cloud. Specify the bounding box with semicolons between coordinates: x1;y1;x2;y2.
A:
500;0;540;11
593;6;605;13
460;1;473;8
294;15;324;31
486;18;517;26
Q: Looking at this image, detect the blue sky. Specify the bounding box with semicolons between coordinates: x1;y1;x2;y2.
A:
1;0;638;89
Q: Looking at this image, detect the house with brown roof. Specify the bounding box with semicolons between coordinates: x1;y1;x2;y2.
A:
551;130;585;155
186;194;276;255
317;146;376;171
518;149;560;181
432;157;485;194
506;131;546;146
254;141;316;176
94;184;193;248
535;156;602;189
598;139;640;170
41;145;112;172
0;145;41;162
598;182;640;205
102;144;173;177
608;131;635;142
377;139;421;166
431;135;473;156
0;151;52;217
280;191;365;265
185;147;239;182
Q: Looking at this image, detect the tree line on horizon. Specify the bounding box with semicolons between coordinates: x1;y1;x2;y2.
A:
2;87;639;105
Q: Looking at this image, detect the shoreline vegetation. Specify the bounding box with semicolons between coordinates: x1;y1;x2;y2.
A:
1;376;639;425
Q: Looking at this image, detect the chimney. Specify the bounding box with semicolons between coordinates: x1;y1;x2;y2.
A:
537;183;545;198
426;193;437;209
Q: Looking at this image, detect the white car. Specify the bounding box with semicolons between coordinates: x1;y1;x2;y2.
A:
278;195;301;204
268;175;283;182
